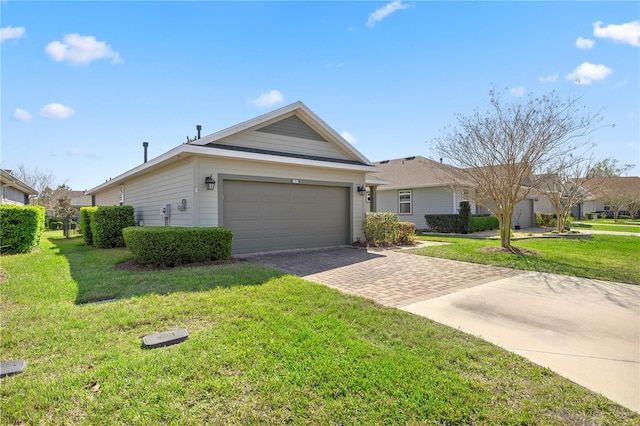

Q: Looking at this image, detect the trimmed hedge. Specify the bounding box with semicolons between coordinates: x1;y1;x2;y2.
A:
123;227;233;267
458;201;471;234
85;206;135;248
426;214;499;234
0;205;45;254
80;207;97;245
425;214;460;233
364;212;400;245
470;216;499;233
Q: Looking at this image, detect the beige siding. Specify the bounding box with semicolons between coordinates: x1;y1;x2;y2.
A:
534;194;555;214
218;130;351;161
94;186;121;206
120;159;194;227
376;187;456;230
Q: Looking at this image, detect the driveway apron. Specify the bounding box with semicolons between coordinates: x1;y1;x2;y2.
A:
247;246;640;413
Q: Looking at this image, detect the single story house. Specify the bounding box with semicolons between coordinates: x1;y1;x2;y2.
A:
369;156;537;230
86;102;378;254
1;169;37;206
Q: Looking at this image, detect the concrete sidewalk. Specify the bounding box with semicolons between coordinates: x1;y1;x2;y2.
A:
402;272;640;413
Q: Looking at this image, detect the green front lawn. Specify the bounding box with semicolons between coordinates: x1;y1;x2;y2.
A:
415;234;640;284
1;232;638;424
572;220;640;233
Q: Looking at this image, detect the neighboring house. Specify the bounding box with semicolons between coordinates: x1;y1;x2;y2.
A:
369;156;536;230
579;176;640;218
1;169;37;206
47;189;93;217
86;102;378;254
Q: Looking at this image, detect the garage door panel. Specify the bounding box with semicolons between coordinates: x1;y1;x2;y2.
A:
223;180;349;254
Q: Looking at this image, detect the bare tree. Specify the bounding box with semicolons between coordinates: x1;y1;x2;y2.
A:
584;159;637;221
11;164;59;207
538;152;603;232
433;89;602;249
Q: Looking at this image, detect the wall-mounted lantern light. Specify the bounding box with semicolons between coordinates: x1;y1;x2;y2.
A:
205;175;216;190
357;185;366;196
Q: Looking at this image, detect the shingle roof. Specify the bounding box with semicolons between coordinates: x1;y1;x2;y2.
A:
370;156;459;190
581;176;640;198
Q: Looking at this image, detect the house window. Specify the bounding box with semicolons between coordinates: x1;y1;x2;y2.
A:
399;190;412;215
119;185;125;206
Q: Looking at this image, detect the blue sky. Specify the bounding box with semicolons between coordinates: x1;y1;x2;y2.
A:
2;1;639;190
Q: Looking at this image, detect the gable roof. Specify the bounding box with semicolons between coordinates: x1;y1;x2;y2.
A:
189;101;372;166
370;156;459;190
87;102;375;195
0;169;38;195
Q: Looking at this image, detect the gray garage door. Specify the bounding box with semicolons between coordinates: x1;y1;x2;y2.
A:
223;180;350;254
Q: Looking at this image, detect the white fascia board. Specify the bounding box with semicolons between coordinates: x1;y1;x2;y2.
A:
376;183;456;191
86;144;378;194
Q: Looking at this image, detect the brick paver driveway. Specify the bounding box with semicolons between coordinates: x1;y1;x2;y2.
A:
245;245;525;307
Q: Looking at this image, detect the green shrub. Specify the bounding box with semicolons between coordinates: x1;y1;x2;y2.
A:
470;216;499;232
538;213;555;228
364;212;400;245
0;205;45;254
425;214;460;233
398;222;416;244
80;207;97;245
458;201;471;234
123;226;233;266
91;206;135;248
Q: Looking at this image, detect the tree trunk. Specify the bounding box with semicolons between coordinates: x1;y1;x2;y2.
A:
556;213;565;233
499;212;513;248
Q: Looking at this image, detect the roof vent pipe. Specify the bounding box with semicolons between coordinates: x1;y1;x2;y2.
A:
196;125;202;140
143;142;149;163
440;158;443;164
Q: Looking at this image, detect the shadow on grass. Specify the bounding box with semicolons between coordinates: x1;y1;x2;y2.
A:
46;235;286;305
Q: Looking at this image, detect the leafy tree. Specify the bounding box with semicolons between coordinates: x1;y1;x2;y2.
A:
53;198;75;238
586;158;634;178
433;89;603;249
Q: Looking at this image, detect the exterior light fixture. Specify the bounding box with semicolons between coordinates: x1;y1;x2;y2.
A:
357;185;366;196
205;175;216;190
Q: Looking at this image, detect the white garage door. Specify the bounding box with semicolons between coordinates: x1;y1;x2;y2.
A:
223;180;350;254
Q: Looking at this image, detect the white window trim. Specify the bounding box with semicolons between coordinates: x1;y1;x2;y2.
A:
399;189;412;215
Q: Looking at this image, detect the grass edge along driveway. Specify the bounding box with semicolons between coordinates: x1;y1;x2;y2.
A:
1;232;638;424
415;233;640;285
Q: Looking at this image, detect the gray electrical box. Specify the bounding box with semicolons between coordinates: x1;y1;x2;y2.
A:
160;203;171;218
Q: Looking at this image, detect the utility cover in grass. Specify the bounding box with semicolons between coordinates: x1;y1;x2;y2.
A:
0;360;26;378
142;329;189;349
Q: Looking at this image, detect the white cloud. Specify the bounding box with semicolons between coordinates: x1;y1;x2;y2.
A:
40;103;74;119
538;74;558;83
45;33;122;65
509;86;526;97
248;90;284;108
325;63;344;68
1;26;25;42
565;62;613;85
13;108;32;121
593;20;640;47
341;131;357;144
575;36;594;49
67;148;100;159
367;1;410;28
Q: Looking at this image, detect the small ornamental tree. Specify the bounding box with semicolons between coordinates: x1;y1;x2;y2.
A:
433;88;603;249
